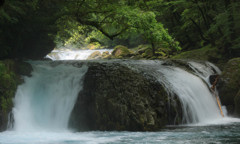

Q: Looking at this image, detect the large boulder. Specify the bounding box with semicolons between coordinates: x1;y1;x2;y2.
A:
218;58;240;115
69;62;181;131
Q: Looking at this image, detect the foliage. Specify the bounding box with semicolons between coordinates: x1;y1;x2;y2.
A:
156;0;240;58
55;0;181;54
0;61;17;113
1;0;240;59
0;0;62;59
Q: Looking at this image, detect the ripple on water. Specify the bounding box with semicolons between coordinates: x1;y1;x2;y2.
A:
0;122;240;144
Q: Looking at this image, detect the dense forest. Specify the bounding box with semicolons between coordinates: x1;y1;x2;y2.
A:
0;0;240;60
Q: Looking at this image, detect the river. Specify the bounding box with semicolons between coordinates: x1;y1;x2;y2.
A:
0;49;239;144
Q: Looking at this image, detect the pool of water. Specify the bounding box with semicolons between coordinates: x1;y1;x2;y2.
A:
0;123;240;144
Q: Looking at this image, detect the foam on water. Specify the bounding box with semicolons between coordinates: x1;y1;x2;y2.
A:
1;123;240;144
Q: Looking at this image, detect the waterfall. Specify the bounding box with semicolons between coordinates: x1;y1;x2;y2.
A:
125;60;224;124
12;61;88;132
157;66;222;124
9;60;227;132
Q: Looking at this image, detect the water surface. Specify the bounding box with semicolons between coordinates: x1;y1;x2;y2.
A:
1;122;240;144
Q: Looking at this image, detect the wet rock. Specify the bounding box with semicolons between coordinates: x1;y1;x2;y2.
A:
102;51;110;58
234;91;240;117
218;58;240;116
209;75;219;85
69;62;181;131
111;45;132;58
87;51;101;60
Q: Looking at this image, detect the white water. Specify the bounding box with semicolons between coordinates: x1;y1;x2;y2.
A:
12;62;88;132
124;60;238;125
188;61;221;86
157;66;222;124
46;49;113;60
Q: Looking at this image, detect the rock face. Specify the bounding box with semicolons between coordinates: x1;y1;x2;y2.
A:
69;62;181;131
87;51;102;60
0;60;32;131
218;58;240;116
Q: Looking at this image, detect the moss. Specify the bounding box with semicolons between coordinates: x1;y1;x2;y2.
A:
218;58;240;115
112;45;132;58
172;45;222;63
234;91;240;116
0;61;18;113
0;60;32;131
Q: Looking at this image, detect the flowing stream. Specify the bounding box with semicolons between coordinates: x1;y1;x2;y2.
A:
0;58;240;143
46;49;113;60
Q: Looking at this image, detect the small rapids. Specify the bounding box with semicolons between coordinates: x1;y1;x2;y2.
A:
46;49;113;60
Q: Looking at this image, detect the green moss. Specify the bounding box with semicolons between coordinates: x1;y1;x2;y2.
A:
219;58;240;115
0;61;18;113
112;45;132;58
235;91;240;116
172;45;221;62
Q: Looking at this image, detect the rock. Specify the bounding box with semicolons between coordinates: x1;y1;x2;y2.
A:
111;45;132;58
87;51;102;60
234;91;240;117
209;75;219;85
172;45;222;64
102;51;109;57
87;43;101;50
0;60;32;131
69;62;181;131
102;51;112;59
218;58;240;115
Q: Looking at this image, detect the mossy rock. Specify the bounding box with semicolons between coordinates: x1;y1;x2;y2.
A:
234;91;240;116
87;51;102;60
172;45;222;63
87;42;101;50
69;62;181;131
102;51;109;57
112;45;132;58
0;61;17;131
133;44;151;55
218;58;240;115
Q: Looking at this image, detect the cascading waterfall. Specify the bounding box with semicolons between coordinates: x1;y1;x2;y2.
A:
156;65;222;124
9;60;229;133
12;61;88;131
125;60;225;124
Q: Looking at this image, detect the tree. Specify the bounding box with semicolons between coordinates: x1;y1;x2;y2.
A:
60;0;180;55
